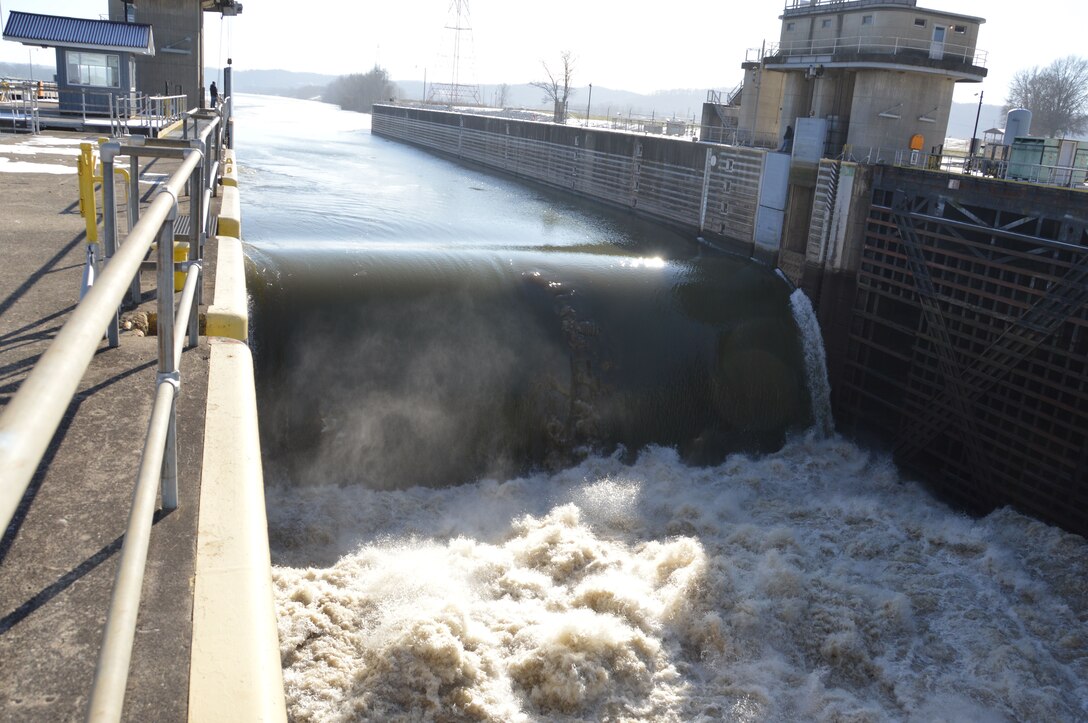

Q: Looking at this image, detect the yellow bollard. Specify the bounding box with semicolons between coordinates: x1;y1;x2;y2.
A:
77;143;99;243
173;241;190;291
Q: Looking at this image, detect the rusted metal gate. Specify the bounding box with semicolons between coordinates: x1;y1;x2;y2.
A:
837;176;1088;534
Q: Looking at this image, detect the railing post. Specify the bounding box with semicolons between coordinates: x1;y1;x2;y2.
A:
157;192;180;511
128;154;141;306
189;140;206;348
100;142;121;348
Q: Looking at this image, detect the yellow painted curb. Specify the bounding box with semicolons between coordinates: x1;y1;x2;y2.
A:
189;338;286;722
158;117;185;139
218;185;241;238
206;236;248;341
221;162;238;187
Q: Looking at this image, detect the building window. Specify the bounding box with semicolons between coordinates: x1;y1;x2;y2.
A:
66;51;120;88
953;25;967;33
786;22;795;31
862;15;873;25
914;18;927;28
821;18;832;28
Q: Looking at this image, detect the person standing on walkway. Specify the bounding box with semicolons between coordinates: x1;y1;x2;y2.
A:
210;81;219;109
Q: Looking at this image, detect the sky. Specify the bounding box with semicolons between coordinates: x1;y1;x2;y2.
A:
0;1;1084;104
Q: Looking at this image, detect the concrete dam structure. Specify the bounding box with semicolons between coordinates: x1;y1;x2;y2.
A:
372;104;1088;537
371;104;790;262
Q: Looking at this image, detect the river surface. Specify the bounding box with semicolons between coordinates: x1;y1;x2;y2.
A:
237;94;1087;722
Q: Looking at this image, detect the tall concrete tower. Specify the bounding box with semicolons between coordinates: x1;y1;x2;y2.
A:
707;0;986;158
108;0;241;109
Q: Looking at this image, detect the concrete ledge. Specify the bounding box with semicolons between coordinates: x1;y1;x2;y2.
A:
220;161;238;187
218;185;241;238
221;149;238;187
189;338;286;722
206;236;248;341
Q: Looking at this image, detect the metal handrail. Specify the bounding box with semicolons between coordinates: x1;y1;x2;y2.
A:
832;144;1088;189
784;0;917;10
0;148;202;530
0;99;230;719
764;35;987;67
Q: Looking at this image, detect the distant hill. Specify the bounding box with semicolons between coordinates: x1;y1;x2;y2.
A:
206;68;338;98
0;62;57;82
392;81;710;121
947;101;1006;140
13;61;1078;142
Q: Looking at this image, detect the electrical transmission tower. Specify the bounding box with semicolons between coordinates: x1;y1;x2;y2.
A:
428;0;481;106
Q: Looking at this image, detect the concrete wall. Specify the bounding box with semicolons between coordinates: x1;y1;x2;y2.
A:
741;64;786;140
372;105;779;256
109;0;203;108
846;70;955;153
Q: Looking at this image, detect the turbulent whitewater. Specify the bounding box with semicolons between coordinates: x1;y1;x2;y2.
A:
268;436;1087;722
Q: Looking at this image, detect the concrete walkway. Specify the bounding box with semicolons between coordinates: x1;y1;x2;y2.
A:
0;130;216;721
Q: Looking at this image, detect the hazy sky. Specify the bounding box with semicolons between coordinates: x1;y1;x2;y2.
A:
1;1;1083;103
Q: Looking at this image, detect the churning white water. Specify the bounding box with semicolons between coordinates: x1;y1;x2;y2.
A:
268;435;1087;721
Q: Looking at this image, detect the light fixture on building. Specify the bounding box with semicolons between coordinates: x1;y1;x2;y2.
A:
162;36;193;55
917;106;939;123
878;103;903;120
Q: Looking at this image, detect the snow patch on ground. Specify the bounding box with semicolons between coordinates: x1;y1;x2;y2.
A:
0;156;76;174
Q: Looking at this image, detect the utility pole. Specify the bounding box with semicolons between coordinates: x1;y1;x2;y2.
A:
970;89;984;157
585;83;592;127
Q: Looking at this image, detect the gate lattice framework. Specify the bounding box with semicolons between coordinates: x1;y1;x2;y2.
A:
839;181;1088;533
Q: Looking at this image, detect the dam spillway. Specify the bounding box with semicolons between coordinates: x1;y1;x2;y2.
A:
235;95;1088;721
247;246;810;489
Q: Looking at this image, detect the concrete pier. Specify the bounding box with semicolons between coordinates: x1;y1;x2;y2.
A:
0;125;281;721
0;130;214;718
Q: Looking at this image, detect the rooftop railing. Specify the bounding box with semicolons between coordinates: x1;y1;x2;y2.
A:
765;35;987;68
783;0;918;12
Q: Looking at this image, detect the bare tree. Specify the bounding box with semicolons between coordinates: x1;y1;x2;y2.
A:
492;83;510;109
1005;55;1088;138
531;51;576;123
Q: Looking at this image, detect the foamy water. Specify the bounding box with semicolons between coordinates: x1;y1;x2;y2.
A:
268;436;1088;721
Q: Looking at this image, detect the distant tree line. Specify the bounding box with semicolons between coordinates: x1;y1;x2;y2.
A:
324;66;400;113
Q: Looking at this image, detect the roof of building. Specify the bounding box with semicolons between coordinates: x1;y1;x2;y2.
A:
2;11;155;56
